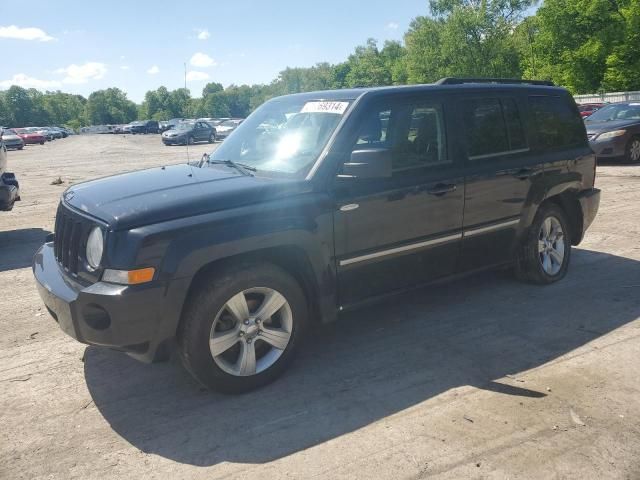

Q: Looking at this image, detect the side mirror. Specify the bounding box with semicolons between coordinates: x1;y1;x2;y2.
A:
339;148;392;179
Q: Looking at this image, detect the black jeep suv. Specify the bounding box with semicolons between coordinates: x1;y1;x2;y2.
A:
33;79;600;393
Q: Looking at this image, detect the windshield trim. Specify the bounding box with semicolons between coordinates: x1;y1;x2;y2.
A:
304;92;367;180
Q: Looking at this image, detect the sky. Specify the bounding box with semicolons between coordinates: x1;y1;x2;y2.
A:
0;0;428;102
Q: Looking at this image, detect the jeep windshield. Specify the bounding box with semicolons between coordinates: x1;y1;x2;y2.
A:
206;97;353;177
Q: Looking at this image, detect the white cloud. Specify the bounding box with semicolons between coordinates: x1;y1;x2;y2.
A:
120;65;130;71
190;52;216;68
147;65;160;75
0;25;55;42
0;73;61;89
55;62;107;84
197;29;210;40
186;70;210;82
385;22;399;30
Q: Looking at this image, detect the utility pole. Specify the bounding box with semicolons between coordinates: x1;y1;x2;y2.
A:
184;62;187;90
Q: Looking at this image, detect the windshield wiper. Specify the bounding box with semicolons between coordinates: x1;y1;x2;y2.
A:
206;157;256;176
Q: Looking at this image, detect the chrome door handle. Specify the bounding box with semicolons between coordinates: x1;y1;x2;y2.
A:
340;204;359;212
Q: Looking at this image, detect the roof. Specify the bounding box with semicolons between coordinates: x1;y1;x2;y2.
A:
276;79;566;103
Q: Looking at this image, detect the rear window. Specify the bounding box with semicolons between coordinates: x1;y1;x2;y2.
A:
461;97;527;159
528;96;585;149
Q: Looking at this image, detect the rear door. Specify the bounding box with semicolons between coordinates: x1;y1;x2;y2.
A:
333;93;465;306
457;94;542;271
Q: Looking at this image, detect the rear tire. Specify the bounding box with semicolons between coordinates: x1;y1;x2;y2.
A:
625;136;640;164
515;203;571;285
208;133;215;144
39;141;44;145
188;136;195;145
178;262;308;393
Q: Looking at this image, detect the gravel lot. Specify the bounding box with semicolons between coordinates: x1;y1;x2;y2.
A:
1;134;639;479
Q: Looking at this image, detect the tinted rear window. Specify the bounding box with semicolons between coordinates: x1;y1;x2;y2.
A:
528;96;585;149
462;97;527;158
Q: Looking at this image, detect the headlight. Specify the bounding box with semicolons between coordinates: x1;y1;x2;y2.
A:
86;226;104;269
596;130;626;141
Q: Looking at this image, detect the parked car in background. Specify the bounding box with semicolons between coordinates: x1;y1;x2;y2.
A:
585;101;640;163
33;127;55;141
215;119;243;139
14;128;46;145
33;79;600;393
161;121;216;145
0;129;24;150
0;130;20;210
130;120;160;134
578;103;605;118
160;118;187;133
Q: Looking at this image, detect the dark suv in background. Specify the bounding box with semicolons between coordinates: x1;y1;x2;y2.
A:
34;78;600;393
130;120;160;134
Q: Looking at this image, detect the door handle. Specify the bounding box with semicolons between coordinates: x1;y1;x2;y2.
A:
340;203;359;212
427;183;457;196
513;168;534;180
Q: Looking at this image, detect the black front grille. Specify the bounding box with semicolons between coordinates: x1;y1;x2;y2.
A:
53;203;92;275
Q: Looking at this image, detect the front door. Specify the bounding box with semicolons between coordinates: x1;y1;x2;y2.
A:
333;94;465;306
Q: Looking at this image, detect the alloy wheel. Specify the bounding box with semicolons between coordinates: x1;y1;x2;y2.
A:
629;139;640;163
538;216;565;276
209;287;293;376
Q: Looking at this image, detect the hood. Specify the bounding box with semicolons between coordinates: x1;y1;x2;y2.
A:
584;119;639;135
63;164;309;230
2;134;21;141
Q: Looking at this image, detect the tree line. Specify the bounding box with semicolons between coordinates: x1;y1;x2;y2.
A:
1;0;638;129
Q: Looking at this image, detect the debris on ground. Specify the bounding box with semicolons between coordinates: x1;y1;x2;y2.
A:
51;177;64;185
570;409;586;426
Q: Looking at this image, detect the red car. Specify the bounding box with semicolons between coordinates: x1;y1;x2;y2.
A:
578;103;605;118
14;128;46;145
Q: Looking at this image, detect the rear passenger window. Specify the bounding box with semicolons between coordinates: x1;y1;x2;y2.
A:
462;98;528;159
528;96;585;149
502;98;527;150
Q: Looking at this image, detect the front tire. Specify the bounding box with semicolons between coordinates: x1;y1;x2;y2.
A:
188;136;195;145
515;203;571;284
178;262;308;393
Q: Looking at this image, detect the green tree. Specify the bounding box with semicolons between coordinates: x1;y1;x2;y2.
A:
405;0;529;83
85;88;137;125
527;0;639;93
344;39;394;87
4;86;33;126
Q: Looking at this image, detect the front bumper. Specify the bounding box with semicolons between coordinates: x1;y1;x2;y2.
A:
576;188;601;244
589;135;628;158
33;242;171;362
162;136;185;145
4;140;23;149
0;172;20;209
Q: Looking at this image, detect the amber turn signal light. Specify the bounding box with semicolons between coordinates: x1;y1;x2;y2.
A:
102;267;155;285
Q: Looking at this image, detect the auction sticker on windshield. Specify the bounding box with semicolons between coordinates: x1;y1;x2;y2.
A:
302;101;349;114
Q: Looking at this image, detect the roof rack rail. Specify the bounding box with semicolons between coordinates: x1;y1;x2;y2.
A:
435;77;555;87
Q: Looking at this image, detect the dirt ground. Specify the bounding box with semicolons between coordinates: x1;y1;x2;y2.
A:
1;134;639;479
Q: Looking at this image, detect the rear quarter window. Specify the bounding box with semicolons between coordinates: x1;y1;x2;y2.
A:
528;96;586;150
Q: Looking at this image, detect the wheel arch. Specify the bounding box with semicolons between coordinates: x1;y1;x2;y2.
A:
179;245;324;330
541;191;584;246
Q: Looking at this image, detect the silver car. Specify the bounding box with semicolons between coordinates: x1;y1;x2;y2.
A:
0;129;25;150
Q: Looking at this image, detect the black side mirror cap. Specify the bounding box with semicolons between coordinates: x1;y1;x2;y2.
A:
340;148;392;179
